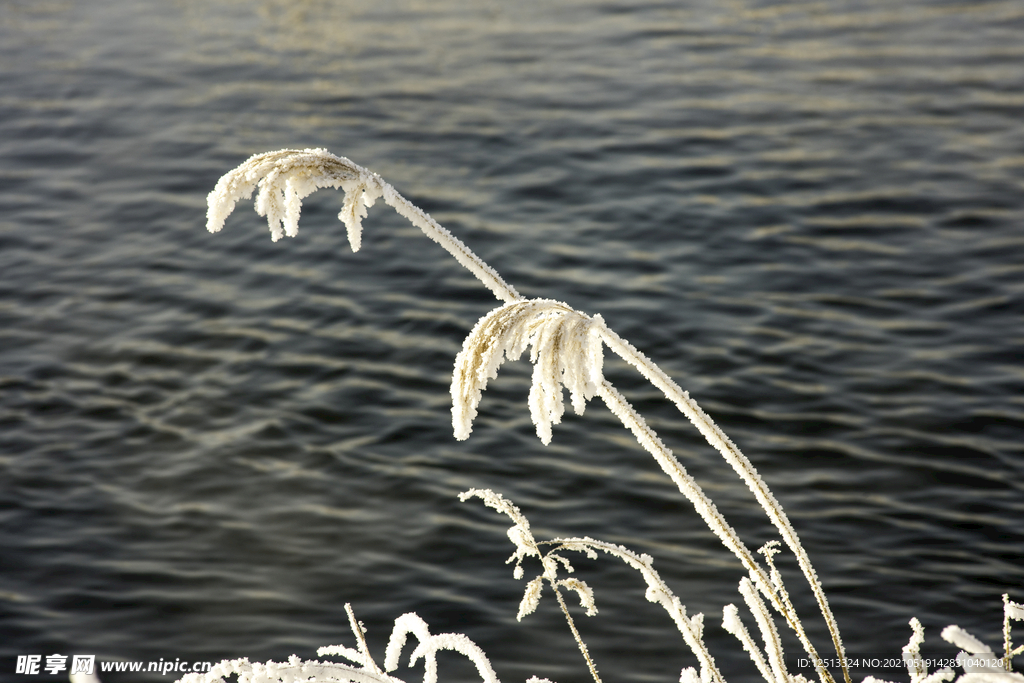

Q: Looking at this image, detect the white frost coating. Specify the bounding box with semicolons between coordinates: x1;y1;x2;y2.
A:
339;180;381;252
383;612;499;683
541;533;721;683
941;625;1006;678
942;626;994;655
739;577;789;683
408;633;499;683
459;489;540;570
1006;596;1024;621
176;654;407;683
179;605;451;683
558;578;597;617
206;149;519;301
723;603;775;683
325;603;384;675
206;148;364;244
464;489;727;683
460;488;599;641
451;300;605;444
318;641;377;670
379;184;519;302
903;618;928;682
518;577;544;621
1004;593;1024;675
385;613;435;673
681;668;701;683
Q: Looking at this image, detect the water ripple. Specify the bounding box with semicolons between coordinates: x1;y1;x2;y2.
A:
2;1;1023;682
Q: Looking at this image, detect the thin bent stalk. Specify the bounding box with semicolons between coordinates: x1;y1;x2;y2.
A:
551;585;602;683
598;326;851;683
376;181;521;304
596;379;833;683
739;577;791;683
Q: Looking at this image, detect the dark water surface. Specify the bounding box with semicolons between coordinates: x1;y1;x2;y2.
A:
2;1;1023;682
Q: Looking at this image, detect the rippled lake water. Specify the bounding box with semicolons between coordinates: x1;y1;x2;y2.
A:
2;1;1023;682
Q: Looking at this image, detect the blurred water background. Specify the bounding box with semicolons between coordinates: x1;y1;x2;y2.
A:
2;1;1023;681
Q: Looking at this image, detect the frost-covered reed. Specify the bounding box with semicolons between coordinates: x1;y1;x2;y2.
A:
185;149;1023;683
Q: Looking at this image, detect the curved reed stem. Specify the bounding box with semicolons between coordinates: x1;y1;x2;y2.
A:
376;181;521;304
595;379;833;683
597;326;850;683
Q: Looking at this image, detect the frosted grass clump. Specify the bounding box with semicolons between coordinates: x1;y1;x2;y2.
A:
177;604;497;683
460;488;726;683
863;598;1024;683
191;149;1023;683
